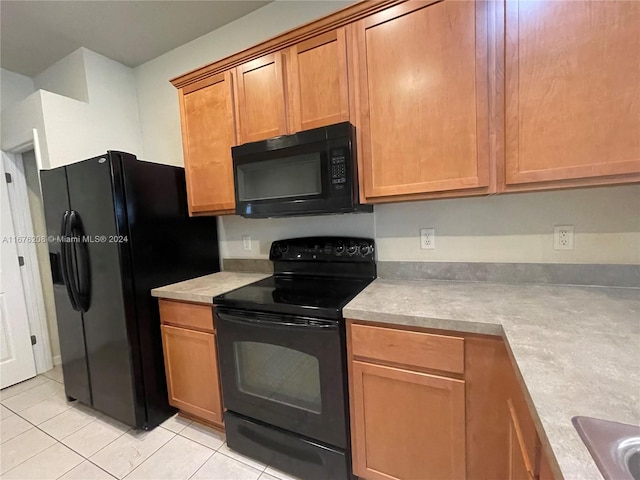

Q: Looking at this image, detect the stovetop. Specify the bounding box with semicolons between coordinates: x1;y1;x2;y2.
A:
213;236;376;320
213;274;373;320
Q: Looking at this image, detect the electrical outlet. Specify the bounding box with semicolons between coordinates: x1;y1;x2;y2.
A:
242;235;252;251
420;228;435;250
553;225;574;250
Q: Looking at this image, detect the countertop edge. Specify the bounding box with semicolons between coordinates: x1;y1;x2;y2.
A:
150;290;213;303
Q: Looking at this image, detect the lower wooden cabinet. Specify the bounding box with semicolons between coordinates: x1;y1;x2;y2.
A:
159;299;223;427
350;361;466;480
347;320;556;480
348;321;467;480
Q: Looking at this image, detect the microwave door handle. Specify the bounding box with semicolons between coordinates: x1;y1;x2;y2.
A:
216;309;336;330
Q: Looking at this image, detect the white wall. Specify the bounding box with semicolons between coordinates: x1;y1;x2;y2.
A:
2;48;143;169
134;0;354;166
41;49;143;168
1;91;49;156
0;68;35;111
33;49;88;102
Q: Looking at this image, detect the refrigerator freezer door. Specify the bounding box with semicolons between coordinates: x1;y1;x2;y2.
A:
65;156;140;427
40;168;92;405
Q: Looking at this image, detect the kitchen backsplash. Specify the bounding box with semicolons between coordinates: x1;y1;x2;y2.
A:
219;184;640;265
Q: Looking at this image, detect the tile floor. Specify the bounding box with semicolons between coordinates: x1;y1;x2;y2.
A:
1;366;301;480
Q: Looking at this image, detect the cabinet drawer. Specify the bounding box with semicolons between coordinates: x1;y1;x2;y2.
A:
350;323;464;374
159;299;214;332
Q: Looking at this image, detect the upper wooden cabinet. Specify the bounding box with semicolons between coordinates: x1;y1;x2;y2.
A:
178;72;236;215
235;30;350;143
172;0;640;215
234;52;288;144
503;0;640;190
286;28;349;132
350;0;492;202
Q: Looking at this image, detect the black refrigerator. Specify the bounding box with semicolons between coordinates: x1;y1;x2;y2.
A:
40;151;219;430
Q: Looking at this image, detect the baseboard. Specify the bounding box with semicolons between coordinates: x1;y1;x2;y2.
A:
52;355;62;366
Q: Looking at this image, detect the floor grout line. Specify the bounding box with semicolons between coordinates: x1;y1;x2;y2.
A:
54;462;88;480
43;375;64;385
2;384;66;416
72;423;133;461
215;448;268;473
0;417;60;476
185;449;238;480
0;377;56;403
4;374;280;479
126;438;216;480
3;402;125;480
174;428;226;451
0;377;45;399
111;429;177;480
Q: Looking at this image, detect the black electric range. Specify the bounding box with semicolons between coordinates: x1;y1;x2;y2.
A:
213;237;376;480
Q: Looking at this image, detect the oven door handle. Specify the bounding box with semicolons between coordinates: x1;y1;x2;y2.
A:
215;308;337;330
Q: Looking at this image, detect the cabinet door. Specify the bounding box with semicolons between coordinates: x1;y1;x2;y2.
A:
161;325;223;424
179;71;236;215
351;361;466;480
235;52;288;143
508;399;537;480
286;29;349;132
504;1;640;188
351;1;491;201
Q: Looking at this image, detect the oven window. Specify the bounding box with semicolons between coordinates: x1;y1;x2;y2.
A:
236;153;322;202
233;341;321;414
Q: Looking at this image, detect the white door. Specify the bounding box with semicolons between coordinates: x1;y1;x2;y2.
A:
0;159;37;388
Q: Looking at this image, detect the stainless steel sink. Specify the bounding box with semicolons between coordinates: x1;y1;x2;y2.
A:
628;450;640;480
573;416;640;480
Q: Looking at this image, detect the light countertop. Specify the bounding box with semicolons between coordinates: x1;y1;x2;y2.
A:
150;271;270;303
343;279;640;480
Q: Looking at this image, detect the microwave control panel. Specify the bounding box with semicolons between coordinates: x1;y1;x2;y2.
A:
330;148;347;190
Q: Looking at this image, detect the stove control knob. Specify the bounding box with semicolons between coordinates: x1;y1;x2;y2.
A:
335;242;345;255
359;243;372;256
279;244;289;254
346;244;358;256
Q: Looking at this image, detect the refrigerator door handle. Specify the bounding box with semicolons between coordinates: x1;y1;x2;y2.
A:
68;210;91;313
59;210;79;311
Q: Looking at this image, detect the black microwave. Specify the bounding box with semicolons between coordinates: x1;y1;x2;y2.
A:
231;122;372;218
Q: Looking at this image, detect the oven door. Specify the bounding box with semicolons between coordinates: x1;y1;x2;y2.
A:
215;307;348;449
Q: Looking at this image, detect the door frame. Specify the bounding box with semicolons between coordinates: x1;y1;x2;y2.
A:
2;132;53;374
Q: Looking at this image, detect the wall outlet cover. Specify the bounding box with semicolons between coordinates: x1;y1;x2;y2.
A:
420;228;435;250
242;235;252;251
553;225;574;250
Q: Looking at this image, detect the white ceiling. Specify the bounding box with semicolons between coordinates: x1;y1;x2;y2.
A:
1;0;272;77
